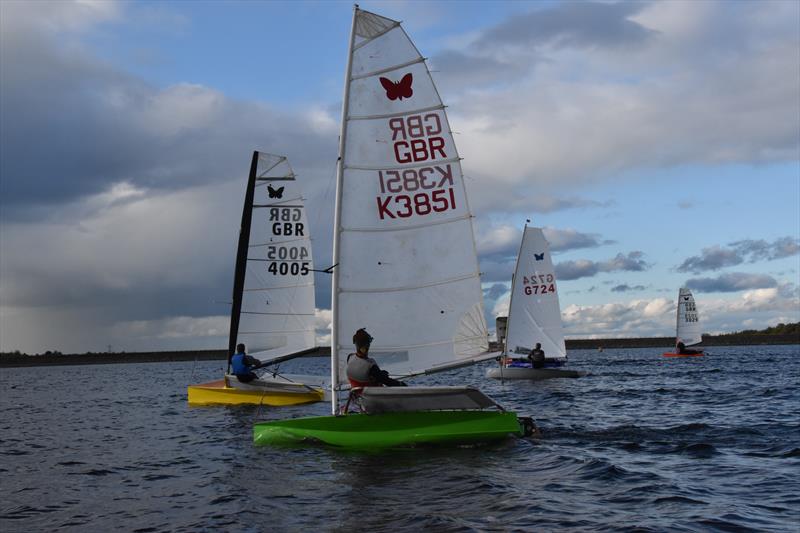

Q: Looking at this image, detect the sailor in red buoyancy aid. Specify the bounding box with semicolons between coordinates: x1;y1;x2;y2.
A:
346;328;406;388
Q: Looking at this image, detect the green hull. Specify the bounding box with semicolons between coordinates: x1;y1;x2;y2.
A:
253;410;522;449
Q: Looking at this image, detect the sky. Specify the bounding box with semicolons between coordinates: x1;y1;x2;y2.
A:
1;0;798;354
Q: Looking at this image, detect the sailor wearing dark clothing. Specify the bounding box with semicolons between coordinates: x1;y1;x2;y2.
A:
676;341;701;355
346;328;406;388
529;343;545;369
230;343;262;383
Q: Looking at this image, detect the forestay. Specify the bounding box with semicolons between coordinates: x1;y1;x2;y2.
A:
234;153;316;363
505;227;567;360
676;288;702;347
332;8;489;384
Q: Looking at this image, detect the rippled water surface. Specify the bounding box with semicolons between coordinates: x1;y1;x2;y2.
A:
2;346;799;532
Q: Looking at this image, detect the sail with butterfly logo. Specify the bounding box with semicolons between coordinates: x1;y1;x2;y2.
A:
253;7;532;447
486;226;584;380
663;288;705;357
188;152;325;406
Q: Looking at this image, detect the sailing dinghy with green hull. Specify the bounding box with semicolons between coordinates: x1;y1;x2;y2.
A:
254;7;533;448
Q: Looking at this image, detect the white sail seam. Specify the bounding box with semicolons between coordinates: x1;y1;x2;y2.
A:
340;272;478;293
350;57;425;81
348;104;445;121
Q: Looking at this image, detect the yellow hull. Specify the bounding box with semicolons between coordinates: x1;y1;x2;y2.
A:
187;379;324;407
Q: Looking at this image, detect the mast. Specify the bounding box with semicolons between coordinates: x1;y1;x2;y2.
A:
504;223;528;355
330;5;359;415
227;151;260;372
675;288;681;349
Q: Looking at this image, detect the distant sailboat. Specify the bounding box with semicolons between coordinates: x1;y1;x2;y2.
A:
486;226;584;380
253;7;533;448
188;152;325;406
663;288;705;357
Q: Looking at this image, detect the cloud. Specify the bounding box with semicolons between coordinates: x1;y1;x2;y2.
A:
0;3;338;216
477;1;655;50
677;237;800;273
441;1;800;187
611;284;647;293
555;251;650;281
562;285;799;338
685;272;778;293
483;283;510;302
561;298;673;338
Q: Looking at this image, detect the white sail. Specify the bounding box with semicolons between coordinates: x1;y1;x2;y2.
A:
504;227;567;360
236;153;316;362
676;287;702;347
331;8;489;386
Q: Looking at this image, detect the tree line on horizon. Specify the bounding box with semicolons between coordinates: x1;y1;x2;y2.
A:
1;322;797;357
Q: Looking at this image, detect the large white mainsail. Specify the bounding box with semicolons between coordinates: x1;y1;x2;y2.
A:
330;8;490;395
231;152;316;364
675;287;702;347
504;227;567;360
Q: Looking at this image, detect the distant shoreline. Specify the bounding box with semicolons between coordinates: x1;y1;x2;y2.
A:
1;334;797;367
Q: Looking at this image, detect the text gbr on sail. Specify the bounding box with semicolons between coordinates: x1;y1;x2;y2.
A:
376;112;457;220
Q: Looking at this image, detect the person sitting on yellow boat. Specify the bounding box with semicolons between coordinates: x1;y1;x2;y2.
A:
529;343;545;369
231;343;262;383
346;328;406;388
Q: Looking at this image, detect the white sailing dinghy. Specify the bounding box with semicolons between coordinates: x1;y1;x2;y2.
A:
188;152;326;406
486;226;584;380
253;7;533;447
663;288;705;357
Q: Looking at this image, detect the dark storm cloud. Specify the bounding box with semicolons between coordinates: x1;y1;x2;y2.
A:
555;251;650;281
685;272;778;293
0;14;336;218
476;1;655;50
676;237;800;273
611;284;646;293
483;283;509;301
431;1;653;90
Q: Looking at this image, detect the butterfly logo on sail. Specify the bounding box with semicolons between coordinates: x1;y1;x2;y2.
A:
683;296;690;301
379;73;413;101
534;253;545;261
268;185;284;199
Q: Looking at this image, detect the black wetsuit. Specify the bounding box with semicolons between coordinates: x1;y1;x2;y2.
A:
529;348;546;369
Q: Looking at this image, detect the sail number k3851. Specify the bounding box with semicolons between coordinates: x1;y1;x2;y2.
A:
375;164;457;220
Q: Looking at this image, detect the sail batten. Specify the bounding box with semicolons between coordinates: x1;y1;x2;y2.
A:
350;57;427;81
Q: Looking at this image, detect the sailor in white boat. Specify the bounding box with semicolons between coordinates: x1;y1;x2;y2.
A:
528;343;546;369
346;329;406;387
676;341;702;355
231;343;262;383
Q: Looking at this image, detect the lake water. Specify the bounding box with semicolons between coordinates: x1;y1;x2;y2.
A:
1;345;798;532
